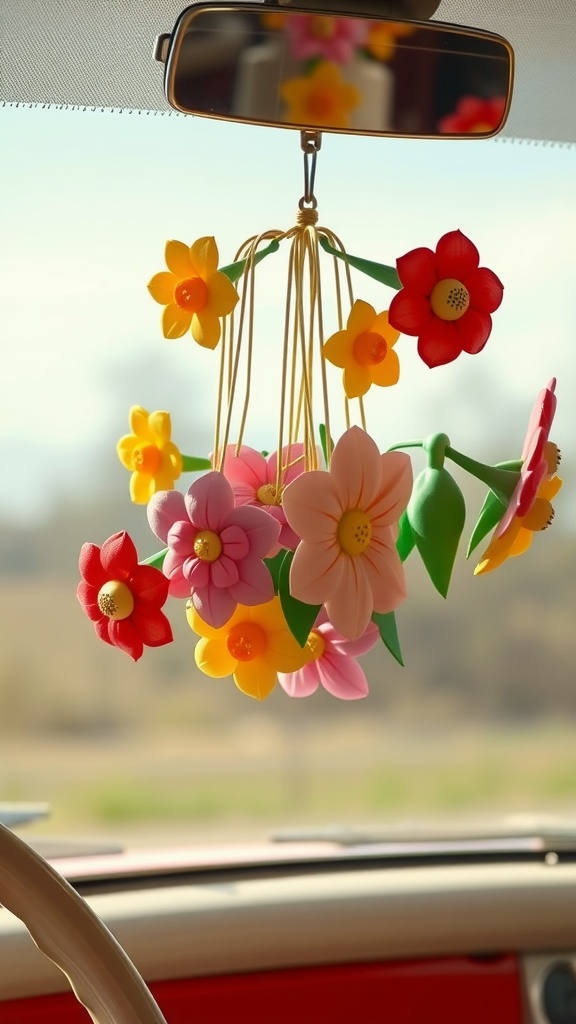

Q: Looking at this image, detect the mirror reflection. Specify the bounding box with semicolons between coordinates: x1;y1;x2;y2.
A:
167;9;512;137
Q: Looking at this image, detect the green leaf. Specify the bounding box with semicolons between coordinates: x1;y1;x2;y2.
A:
396;511;415;562
371;611;404;667
278;550;321;647
220;238;281;283
181;455;212;472
466;460;521;557
407;467;466;598
141;548;167;570
264;549;287;593
318;423;334;467
466;490;507;557
319;235;401;290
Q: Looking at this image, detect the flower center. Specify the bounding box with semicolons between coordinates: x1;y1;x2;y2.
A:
97;580;134;620
353;331;388;366
174;276;208;313
430;279;470;321
337;509;372;556
193;530;222;562
306;629;326;662
256;483;282;506
310;16;336;39
226;621;266;662
544;441;561;475
522;498;555;531
130;442;162;475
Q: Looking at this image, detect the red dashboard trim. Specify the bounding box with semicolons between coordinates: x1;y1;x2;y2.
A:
0;954;523;1023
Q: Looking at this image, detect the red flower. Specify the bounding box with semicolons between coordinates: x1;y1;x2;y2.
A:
388;230;504;368
438;96;506;135
496;378;559;537
77;532;173;661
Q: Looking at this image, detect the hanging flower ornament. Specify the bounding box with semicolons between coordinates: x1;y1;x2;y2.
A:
77;134;563;703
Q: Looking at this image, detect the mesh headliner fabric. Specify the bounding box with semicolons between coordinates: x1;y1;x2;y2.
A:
1;0;575;143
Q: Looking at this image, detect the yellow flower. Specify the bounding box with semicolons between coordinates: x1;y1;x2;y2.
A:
323;299;400;399
365;22;415;62
117;406;182;505
187;598;309;700
148;236;238;349
281;61;361;130
474;474;562;575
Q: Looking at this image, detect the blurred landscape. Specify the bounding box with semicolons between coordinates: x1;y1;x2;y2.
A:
1;486;575;845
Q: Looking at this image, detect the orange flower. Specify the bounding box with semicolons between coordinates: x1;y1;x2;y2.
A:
148;236;238;349
282;426;412;640
323;299;400;398
281;61;361;130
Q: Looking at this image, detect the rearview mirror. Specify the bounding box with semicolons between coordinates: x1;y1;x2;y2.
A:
159;3;513;138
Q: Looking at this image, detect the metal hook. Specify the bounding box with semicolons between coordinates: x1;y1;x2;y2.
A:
299;130;322;210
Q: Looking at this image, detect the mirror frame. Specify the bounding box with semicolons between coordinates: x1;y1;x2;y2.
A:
161;2;514;139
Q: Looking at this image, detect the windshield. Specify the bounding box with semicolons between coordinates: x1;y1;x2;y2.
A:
1;104;575;847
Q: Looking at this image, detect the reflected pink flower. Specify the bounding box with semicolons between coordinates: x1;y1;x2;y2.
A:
282;426;412;640
222;443;307;554
147;471;279;628
285;15;368;63
438;96;506;135
278;612;378;700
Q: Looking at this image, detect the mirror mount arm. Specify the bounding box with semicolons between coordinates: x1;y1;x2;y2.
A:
263;0;441;20
299;130;322;211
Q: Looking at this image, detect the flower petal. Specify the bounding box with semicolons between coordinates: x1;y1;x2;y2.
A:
130;471;155;505
165;240;194;277
289;540;344;605
79;542;106;586
162;303;192;340
109;619;144;661
222;445;267;492
228;558;275;606
184;558;210;589
228;505;280;558
396;246;437;293
325;557;373;640
191;585;237;629
147;489;188;543
77;581;102;621
131;608;173;648
233;659;277;700
130;564;170;605
191;309;221;349
117;435;138;470
347;298;376;336
207;271;239;317
317;652;369;700
417;319;461;367
282;471;342;543
388;288;432;335
266;629;310;672
220;523;251;561
435;230;479;280
278;666;320;698
185;471;234;532
100;532;138;579
189;236;218;278
321;619;379;657
465;267;504;314
456;308;492;355
94;617;114;646
148;411;172;445
367;453;412;526
323;329;354;369
210;553;240;589
361;541;407;614
147;271;176;305
329;425;382;510
343;362;371;399
195;636;236;677
370;349;400;387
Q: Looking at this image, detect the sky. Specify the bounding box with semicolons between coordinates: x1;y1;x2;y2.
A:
1;104;575;524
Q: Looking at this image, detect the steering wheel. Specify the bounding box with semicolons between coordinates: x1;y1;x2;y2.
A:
0;821;168;1024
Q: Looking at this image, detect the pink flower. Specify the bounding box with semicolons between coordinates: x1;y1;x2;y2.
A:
278;612;379;700
282;426;412;640
222;443;306;554
285;15;368;63
495;377;559;537
147;471;280;628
